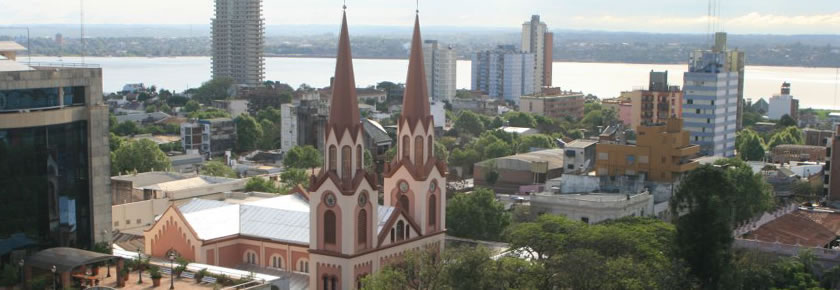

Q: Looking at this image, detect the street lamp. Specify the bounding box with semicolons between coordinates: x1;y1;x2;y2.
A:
137;248;143;284
50;265;56;290
18;259;24;288
169;253;175;290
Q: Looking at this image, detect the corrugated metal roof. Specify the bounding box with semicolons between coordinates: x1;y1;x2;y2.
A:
179;199;229;214
176;195;398;244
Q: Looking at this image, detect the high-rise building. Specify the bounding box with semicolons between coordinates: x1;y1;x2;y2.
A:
0;42;112;261
826;125;840;201
211;0;265;86
682;33;740;157
423;40;457;102
621;71;683;130
521;15;553;91
712;33;746;129
471;45;535;105
768;82;800;121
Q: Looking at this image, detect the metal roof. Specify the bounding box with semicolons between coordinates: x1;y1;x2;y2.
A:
363;119;392;145
25;247;116;273
177;194;398;245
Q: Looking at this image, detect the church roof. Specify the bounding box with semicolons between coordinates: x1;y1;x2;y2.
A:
327;11;361;137
401;15;432;126
176;194;396;245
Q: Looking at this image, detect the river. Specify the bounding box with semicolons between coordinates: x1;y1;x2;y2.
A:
28;56;840;110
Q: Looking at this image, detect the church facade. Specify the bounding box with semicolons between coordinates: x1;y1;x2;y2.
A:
143;9;446;290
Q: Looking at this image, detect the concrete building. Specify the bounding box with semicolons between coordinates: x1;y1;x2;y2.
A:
826;125;840;201
771;145;826;164
768;82;800;121
804;128;834;147
181;118;237;157
211;99;250;118
602;98;634;126
621;71;683;130
362;119;393;171
474;149;565;194
520;88;585;121
682;33;741;157
211;0;265;86
0;44;113;258
471;45;535;105
596;119;700;182
531;191;654;224
280;103;298;152
423;40;457;102
564;140;597;174
521;15;553;91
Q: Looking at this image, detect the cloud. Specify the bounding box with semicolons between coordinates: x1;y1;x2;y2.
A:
566;12;840;34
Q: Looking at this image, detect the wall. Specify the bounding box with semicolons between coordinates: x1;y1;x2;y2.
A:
168;178;247;201
530;193;654;224
111;198;170;232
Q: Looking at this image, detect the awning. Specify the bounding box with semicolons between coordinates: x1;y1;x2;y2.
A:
25;247;118;273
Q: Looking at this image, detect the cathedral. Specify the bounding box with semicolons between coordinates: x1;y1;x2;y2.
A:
143;8;447;290
307;9;448;289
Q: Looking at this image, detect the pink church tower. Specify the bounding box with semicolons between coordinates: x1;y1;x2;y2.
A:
308;9;446;290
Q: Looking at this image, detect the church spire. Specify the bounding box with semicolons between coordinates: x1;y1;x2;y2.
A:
401;15;431;124
328;11;361;137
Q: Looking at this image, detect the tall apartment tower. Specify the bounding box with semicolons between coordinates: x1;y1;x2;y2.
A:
422;40;457;102
471;45;535;105
682;33;740;157
0;42;112;261
521;15;553;91
825;125;840;201
211;0;265;86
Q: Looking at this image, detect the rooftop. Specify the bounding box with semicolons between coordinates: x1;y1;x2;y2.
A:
500;126;538;135
111;171;193;187
743;209;840;248
141;176;240;192
566;139;598;148
478;149;565;170
0;41;26;52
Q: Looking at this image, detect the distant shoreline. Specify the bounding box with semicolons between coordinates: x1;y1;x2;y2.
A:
25;54;840;69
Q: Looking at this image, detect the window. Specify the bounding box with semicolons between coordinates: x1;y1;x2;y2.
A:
244;251;257;265
390;228;395;243
429;195;437;227
324;210;336;245
399;195;410;212
126;219;130;225
626;155;635;165
415;136;424;164
405;224;410;239
114;221;119;227
428;138;434;159
402;136;410;159
357;145;362;170
271;255;283;269
396;221;405;241
342;146;352;178
136;219;141;224
581;217;590;224
358;209;367;245
329;145;337;171
688;99;694;105
298;260;309;273
598;152;608;160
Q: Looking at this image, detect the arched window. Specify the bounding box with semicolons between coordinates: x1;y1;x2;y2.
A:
415;136;424;164
342;145;352;178
356;145;363;170
396;221;405;241
399;195;409;213
428;138;434;159
405;224;410;240
271;255;283;269
402;135;410;159
298;259;309;273
324;210;336;245
244;251;257;265
329;145;337;171
358;209;367;245
429;195;437;227
390;228;395;243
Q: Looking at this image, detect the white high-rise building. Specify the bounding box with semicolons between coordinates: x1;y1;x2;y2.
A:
280;103;298;152
212;0;265;86
521;15;553;92
682;34;741;157
768;82;799;121
471;45;535;105
423;40;457;102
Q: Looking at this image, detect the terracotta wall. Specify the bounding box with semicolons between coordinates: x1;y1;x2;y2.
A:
149;216;196;261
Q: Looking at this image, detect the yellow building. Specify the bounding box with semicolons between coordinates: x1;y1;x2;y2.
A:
595;119;700;182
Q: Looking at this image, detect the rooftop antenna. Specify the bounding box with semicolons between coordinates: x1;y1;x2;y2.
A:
343;0;346;10
80;0;85;64
416;0;419;14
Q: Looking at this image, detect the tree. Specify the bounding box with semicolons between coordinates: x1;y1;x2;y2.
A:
449;148;481;176
110;132;126;151
517;134;556;153
200;161;237;178
777;114;797;127
433;142;448;163
453;111;484;137
245;177;280;193
283;145;322;169
111;139;171;175
280;168;309;192
743;111;762;128
483;140;512;159
504;111;537;128
188;109;230;119
183;100;200;113
767;126;804;149
446;188;510;241
194;77;234;104
112;121;142;136
259;119;280;150
671;165;736;288
256;107;283;124
235;115;263;152
736;129;766;161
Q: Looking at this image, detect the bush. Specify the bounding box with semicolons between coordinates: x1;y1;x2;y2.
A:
149;265;162;279
195;268;208;283
0;265;19;287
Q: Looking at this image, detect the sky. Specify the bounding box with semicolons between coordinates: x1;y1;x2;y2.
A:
2;0;839;34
